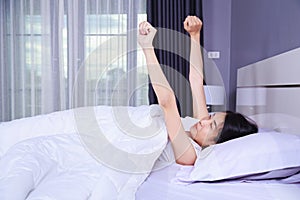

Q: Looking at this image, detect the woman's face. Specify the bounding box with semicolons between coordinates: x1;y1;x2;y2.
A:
190;112;226;146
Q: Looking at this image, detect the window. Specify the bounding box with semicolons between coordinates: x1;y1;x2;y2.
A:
0;0;147;122
83;0;148;106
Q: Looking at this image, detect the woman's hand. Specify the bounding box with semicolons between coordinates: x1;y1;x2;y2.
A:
183;16;202;37
138;21;157;49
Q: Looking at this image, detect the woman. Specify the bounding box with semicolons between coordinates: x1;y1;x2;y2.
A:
138;16;258;166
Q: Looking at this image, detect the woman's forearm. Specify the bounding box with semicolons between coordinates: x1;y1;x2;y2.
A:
189;34;208;119
189;34;203;83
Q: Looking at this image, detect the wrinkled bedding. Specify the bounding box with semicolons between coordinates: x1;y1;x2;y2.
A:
1;105;300;200
0;105;168;200
0;133;168;200
1;134;101;199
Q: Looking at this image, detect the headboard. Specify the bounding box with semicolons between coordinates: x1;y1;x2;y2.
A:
236;47;300;134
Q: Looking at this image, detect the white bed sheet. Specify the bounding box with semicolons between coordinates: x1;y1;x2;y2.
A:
136;164;300;200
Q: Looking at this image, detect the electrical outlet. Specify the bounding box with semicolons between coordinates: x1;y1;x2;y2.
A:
207;51;220;59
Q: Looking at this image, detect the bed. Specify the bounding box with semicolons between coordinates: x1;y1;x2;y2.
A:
1;48;300;199
136;47;300;199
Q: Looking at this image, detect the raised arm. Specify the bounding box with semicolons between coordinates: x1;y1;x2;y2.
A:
138;22;196;165
184;16;209;120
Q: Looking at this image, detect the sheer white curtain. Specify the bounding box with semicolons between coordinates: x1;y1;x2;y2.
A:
0;0;147;122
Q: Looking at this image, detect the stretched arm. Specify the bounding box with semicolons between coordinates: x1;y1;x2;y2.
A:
184;16;209;120
138;22;196;165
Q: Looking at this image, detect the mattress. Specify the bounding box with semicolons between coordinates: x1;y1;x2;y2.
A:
136;164;300;200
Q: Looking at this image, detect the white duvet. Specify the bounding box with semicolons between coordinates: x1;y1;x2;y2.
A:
0;105;168;200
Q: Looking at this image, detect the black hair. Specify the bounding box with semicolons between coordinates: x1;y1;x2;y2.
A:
216;111;258;144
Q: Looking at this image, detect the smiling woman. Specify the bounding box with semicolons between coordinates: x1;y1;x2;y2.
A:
189;112;226;147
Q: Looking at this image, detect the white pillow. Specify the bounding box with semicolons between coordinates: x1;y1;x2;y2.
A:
176;131;300;182
181;116;199;131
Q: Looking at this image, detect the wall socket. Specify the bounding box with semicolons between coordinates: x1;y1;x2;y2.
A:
207;51;220;59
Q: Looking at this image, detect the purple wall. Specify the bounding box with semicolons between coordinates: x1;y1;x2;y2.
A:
203;0;300;110
203;0;232;110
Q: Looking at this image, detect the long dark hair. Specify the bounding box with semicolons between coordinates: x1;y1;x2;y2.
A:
216;111;258;144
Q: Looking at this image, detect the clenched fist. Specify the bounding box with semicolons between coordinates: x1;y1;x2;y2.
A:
137;21;157;49
184;16;202;37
